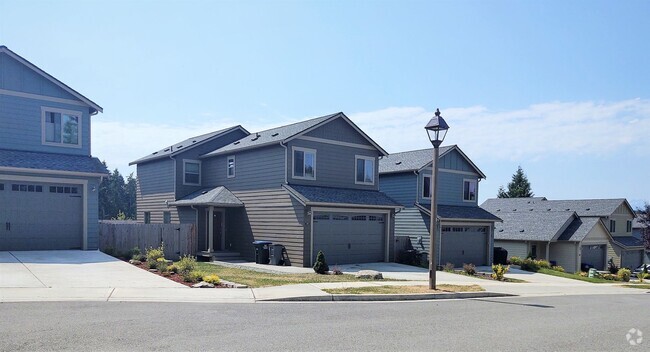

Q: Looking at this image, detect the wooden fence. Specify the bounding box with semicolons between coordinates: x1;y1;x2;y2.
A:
99;221;197;260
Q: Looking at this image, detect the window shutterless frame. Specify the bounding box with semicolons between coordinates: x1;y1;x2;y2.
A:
292;146;316;180
227;156;235;178
463;179;477;202
422;175;432;199
354;155;375;185
41;106;83;148
183;159;201;186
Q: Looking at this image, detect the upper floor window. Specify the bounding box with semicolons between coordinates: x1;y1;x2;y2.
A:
423;176;432;199
227;156;236;178
144;212;151;224
183;160;201;185
293;147;316;180
627;220;632;233
163;211;171;224
42;107;81;147
609;219;616;233
463;179;477;202
355;156;375;185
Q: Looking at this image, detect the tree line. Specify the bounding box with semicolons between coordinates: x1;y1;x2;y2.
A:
99;162;137;220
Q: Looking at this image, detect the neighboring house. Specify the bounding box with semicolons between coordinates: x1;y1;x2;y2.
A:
0;46;107;251
481;197;648;272
130;112;401;266
378;146;501;267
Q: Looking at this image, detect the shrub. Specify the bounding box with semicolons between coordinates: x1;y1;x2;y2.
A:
443;262;455;272
578;271;588;277
203;274;221;285
176;255;197;274
146;245;165;269
607;260;619;274
520;258;540;272
638;272;648;283
331;265;343;275
183;270;205;283
536;260;551;269
130;247;142;260
601;273;619;281
617;268;631;282
551;265;565;273
491;264;510;281
509;256;522;266
462;263;476;276
155;257;168;273
167;264;178;274
313;251;329;274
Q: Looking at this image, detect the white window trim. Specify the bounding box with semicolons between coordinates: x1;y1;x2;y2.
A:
227;155;236;178
41;106;83;149
354;155;376;185
422;175;432;199
292;146;317;180
627;220;632;233
182;159;201;186
463;178;477;202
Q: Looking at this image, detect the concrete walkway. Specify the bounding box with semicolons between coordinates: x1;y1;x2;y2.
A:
1;255;647;303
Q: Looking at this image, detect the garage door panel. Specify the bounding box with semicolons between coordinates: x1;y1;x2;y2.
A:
0;181;83;251
313;211;386;265
581;245;606;270
440;226;488;267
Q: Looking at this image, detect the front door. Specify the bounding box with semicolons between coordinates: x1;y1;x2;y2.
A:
212;211;223;251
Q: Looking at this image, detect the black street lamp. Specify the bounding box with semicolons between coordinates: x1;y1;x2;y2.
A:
424;108;449;290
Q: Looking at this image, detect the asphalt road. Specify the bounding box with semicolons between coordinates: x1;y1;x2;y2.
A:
1;294;648;351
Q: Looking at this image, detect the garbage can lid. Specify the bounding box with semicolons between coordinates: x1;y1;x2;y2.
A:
252;240;273;245
270;243;284;247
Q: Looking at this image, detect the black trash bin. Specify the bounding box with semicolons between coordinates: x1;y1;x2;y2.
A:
252;241;272;264
269;244;286;266
493;247;508;265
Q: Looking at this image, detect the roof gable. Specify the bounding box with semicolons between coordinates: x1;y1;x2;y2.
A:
378;145;485;178
129;126;249;165
204;112;387;157
0;46;102;113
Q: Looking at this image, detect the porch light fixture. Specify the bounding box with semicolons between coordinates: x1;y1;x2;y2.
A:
424;108;449;290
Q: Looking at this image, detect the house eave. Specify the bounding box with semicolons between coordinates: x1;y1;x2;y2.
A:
0;166;107;178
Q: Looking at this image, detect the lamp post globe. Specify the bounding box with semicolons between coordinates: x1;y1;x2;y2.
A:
424;108;449;290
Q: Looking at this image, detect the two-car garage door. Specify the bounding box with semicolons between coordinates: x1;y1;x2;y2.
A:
312;211;386;265
0;180;83;251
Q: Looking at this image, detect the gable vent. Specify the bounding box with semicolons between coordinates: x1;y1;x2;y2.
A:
271;133;279;137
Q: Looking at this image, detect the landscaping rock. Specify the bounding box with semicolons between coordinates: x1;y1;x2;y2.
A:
192;281;215;288
355;270;383;280
148;268;158;272
129;259;142;265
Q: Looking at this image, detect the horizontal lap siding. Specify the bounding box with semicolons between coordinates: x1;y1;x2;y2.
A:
379;173;417;206
136;191;177;223
202;145;285;191
495;240;528;259
1;52;80;100
136;159;176;223
303;117;373;146
549;242;578;273
418;170;479;206
228;189;305;266
394;207;430;252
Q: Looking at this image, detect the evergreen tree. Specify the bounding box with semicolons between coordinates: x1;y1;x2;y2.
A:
497;166;534;198
637;204;650;251
98;163;137;220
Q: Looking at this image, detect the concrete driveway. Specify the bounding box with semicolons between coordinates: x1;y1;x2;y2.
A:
0;250;184;288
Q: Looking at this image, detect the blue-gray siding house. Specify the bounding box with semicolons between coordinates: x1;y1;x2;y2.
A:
131;113;401;266
0;46;107;251
379;146;501;267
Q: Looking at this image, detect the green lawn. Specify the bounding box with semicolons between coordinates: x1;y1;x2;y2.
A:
323;284;484;295
192;263;389;288
537;268;611;283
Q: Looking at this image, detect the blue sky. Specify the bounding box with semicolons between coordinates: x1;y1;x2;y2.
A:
1;0;649;207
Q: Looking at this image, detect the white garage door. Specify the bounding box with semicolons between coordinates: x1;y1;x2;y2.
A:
313;211;386;265
441;226;489;267
0;181;83;251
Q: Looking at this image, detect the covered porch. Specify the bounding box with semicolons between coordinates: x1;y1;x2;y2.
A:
169;186;244;259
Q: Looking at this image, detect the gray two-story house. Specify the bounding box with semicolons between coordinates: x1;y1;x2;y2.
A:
131;113;401;267
378;146;501;267
0;46;107;251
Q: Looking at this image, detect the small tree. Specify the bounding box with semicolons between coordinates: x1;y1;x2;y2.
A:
313;250;329;274
636;204;650;251
497;166;534;198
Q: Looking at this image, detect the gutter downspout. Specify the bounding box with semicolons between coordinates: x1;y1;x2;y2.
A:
280;141;288;184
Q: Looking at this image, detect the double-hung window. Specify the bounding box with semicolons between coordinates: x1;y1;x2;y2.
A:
355;156;375;185
42;107;81;147
183;160;201;185
423;175;432;198
463;179;477;201
626;220;632;233
293;147;316;180
227;156;236;178
609;220;616;233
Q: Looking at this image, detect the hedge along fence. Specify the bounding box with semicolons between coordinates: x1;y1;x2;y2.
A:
99;221;197;260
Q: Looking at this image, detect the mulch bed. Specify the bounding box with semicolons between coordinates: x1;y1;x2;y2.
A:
126;259;229;288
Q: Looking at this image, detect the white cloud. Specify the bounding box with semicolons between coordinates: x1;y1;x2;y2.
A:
349;98;650;161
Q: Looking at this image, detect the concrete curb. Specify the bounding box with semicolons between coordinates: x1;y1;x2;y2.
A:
259;291;516;302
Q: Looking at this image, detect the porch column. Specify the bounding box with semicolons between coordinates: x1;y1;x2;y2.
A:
208;205;214;252
545;243;550;261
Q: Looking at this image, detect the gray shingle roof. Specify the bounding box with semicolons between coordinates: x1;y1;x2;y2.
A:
492;211;576;241
557;217;602;242
203;113;340;157
170;186;243;207
284;184;402;208
130;126;246;165
0;149;108;175
417;203;501;222
611;236;645;248
378;146;454;174
481;197;630;217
